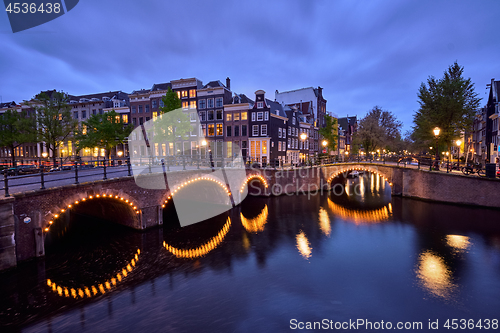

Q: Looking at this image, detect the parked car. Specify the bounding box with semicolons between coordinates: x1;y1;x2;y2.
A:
1;165;38;176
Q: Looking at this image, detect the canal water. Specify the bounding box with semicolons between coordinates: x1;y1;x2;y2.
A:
1;174;500;332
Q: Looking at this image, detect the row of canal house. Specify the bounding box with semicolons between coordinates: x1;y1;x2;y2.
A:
128;77;327;166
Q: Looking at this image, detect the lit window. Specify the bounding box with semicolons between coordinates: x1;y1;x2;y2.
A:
278;141;281;151
152;112;157;120
201;124;206;136
182;101;189;109
208;124;215;136
226;113;232;121
123;114;128;123
216;124;223;136
176;91;181;99
190;100;197;109
234;113;240;121
241;112;247;120
189;89;196;98
257;112;263;121
252;125;259;136
181;90;188;98
262;141;267;154
115;115;120;122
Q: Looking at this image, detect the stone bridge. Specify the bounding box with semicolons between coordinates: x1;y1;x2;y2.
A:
2;163;500;270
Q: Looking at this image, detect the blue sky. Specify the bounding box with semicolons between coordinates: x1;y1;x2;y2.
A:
1;0;499;133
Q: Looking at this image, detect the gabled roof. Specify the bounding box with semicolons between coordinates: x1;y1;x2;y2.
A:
266;98;287;117
338;116;357;131
203;80;226;89
151;82;171;91
130;88;150;95
0;101;17;108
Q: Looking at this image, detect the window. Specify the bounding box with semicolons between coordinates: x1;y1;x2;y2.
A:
152;100;157;108
208;110;214;121
216;124;223;136
152;112;157;119
132;118;137;126
145;105;149;113
227;126;232;137
99;109;103;115
278;128;282;138
189;89;196;98
264;111;269;120
73;111;78;119
278;141;282;151
176;91;181;99
257;102;263;108
226;142;232;158
190;113;197;122
201;124;206;136
207;98;214;108
241;112;247;120
208;124;215;136
146;117;150;122
181;90;188;98
262;141;267;155
160;100;164;108
292;117;296;125
132;106;136;113
182;101;189;109
199;99;206;109
242;125;247;136
215;97;223;108
283;129;286;138
190;100;196;109
234;125;239;137
252;125;259;136
252;112;256;121
226;113;232;121
92;109;96;115
257;112;263;121
216;110;223;120
82;110;86;119
288;127;291;135
139;117;144;125
123;114;128;123
261;125;267;136
139;105;143;113
234;113;240;121
199;111;206;121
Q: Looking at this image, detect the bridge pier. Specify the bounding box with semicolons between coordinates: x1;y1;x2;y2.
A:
0;197;16;271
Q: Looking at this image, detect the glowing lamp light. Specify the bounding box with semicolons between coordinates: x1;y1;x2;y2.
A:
433;127;441;137
300;133;307;141
322;140;327;147
456;140;461;146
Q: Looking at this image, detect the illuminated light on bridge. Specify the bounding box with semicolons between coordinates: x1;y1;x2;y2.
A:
163;176;232;205
326;198;392;224
46;249;140;299
240;175;268;193
163;217;231;258
318;207;331;236
43;194;140;234
296;231;312;259
240;205;268;233
416;250;456;299
326;167;390;186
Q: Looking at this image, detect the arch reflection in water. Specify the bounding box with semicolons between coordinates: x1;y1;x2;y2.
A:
241;205;268;233
163;217;231;259
327;197;392;224
318;207;331;236
46;249;141;299
296;231;312;259
416;251;456;299
446;235;471;252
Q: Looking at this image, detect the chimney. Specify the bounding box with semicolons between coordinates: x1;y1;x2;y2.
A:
226;77;231;90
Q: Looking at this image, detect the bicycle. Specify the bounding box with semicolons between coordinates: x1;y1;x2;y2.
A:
461;164;484;176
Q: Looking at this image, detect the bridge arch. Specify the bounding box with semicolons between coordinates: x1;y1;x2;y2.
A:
43;191;141;235
325;165;393;188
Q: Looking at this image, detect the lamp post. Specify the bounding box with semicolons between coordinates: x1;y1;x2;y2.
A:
456;140;461;168
322;140;327;164
433;127;440;171
300;133;307;165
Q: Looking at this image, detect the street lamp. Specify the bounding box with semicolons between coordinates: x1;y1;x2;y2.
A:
300;133;307;164
456;140;461;168
433;127;440;171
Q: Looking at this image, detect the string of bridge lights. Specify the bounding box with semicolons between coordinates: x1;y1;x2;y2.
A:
327;167;392;186
163;217;231;258
44;194;140;234
162;176;232;207
46;249;140;299
240;205;268;233
240;175;268;193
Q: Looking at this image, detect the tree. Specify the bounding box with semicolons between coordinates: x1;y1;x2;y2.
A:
0;108;37;166
31;91;78;166
318;114;338;152
354;106;402;153
412;62;481;150
76;110;133;160
161;87;182;112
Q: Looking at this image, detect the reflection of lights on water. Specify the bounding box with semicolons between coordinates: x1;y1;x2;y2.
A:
318;208;331;236
359;176;365;200
446;235;471;251
327;198;391;224
416;251;456;299
47;249;141;299
296;231;312;259
241;205;268;233
163;217;231;258
376;174;380;192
